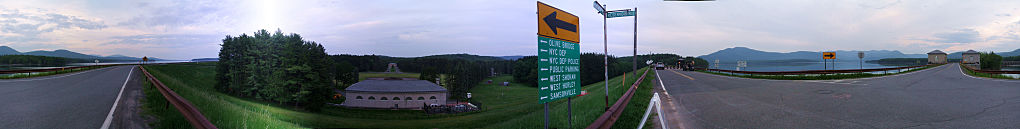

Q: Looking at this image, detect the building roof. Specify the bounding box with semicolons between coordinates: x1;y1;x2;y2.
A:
927;50;946;54
345;80;447;93
962;50;980;54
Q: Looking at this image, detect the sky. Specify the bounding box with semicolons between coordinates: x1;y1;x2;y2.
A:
1;0;1020;60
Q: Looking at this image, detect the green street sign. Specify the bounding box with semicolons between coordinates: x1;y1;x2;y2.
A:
537;36;580;104
606;9;635;18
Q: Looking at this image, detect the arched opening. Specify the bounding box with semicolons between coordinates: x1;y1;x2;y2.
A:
381;97;388;100
356;96;363;99
417;97;425;100
430;96;437;100
393;97;400;100
368;96;375;100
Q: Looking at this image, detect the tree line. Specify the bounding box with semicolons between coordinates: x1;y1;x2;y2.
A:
0;55;79;67
216;30;334;111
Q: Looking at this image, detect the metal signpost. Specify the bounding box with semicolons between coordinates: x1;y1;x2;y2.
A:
858;52;864;70
595;0;639;112
823;52;835;70
538;2;580;129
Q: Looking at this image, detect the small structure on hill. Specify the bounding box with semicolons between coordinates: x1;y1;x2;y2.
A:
927;50;947;64
385;63;401;73
342;78;447;109
962;50;980;64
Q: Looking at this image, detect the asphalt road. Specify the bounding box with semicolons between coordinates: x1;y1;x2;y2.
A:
656;63;1020;128
0;65;142;129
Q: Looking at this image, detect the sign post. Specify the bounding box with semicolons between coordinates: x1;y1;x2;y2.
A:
596;1;639;112
858;52;864;71
823;52;835;70
538;2;580;129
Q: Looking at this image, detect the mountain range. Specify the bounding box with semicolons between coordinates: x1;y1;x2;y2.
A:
697;47;1020;62
0;46;162;61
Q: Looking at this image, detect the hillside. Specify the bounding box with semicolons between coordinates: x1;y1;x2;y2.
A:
0;46;162;61
697;47;926;62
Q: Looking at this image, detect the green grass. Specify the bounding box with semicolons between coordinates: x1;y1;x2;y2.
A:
142;62;656;128
358;72;420;81
0;66;108;79
698;64;941;80
960;64;1018;79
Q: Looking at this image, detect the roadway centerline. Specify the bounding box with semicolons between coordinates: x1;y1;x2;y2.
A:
667;69;695;80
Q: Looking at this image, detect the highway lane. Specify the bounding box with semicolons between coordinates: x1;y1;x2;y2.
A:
0;65;139;128
657;64;1020;128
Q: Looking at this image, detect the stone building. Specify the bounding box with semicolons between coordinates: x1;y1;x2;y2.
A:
927;50;947;64
962;50;980;64
342;79;447;109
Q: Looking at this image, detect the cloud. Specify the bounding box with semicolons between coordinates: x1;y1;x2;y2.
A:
103;33;223;48
926;29;981;43
116;0;224;29
0;9;107;42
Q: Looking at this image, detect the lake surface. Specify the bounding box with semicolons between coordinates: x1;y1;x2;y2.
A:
1;60;192;71
710;61;914;72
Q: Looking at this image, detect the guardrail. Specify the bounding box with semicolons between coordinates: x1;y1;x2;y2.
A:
703;64;937;75
139;65;218;129
586;68;651;129
0;64;116;74
961;64;1020;74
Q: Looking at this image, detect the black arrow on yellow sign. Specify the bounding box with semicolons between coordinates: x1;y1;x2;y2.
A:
543;12;577;35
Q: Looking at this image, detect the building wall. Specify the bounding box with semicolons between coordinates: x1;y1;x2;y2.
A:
928;54;947;64
342;92;447;109
962;54;980;64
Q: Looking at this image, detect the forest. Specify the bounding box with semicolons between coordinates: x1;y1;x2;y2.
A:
215;30;334;111
0;55;80;67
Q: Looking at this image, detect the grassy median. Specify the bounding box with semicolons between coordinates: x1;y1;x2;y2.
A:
141;62;655;128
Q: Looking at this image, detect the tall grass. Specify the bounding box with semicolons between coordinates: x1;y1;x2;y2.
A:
960;64;1018;79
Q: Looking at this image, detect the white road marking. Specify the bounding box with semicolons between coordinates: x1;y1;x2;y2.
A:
957;64;1020;83
101;66;135;129
655;70;670;97
0;66;117;83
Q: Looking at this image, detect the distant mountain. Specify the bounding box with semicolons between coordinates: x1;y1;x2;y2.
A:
946;49;1020;58
698;47;927;62
0;46;162;61
499;56;526;61
420;54;507;61
0;46;19;55
24;49;97;59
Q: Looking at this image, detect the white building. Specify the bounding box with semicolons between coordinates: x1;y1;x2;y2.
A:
342;79;447;109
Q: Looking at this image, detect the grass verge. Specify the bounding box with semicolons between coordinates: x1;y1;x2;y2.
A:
141;62;655;128
960;64;1018;79
697;64;941;80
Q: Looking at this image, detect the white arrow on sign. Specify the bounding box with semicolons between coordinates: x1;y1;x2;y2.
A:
540;68;549;71
541;87;549;90
541;78;549;81
540;96;548;100
540;49;548;52
540;40;547;43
